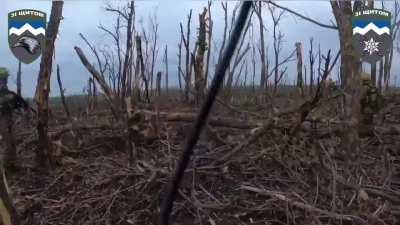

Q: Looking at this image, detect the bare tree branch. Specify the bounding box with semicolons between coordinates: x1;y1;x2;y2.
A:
266;1;338;30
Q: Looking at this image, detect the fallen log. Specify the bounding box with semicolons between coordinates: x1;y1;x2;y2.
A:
240;185;366;223
140;110;260;129
216;118;275;164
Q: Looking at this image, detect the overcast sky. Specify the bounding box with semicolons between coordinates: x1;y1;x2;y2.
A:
1;1;398;97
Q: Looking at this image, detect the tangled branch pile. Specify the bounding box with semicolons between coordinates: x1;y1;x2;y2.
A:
6;91;400;225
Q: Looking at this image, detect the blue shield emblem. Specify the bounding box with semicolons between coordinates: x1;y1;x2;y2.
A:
352;9;392;64
8;9;47;64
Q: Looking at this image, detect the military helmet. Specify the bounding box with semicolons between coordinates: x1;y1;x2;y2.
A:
0;67;10;79
361;72;371;85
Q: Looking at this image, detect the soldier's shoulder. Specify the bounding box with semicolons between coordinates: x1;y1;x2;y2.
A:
368;86;379;92
0;90;19;101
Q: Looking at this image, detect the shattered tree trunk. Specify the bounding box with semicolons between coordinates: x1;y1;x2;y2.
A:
177;38;183;94
304;65;307;89
182;10;192;102
189;43;197;100
225;17;251;96
156;71;162;97
194;8;207;105
378;58;383;91
135;36;150;103
366;3;377;86
92;76;97;109
150;23;158;98
295;42;304;96
371;62;377;85
120;1;135;104
87;79;92;112
16;61;21;96
331;2;362;159
256;2;267;91
0;168;20;225
309;38;315;95
383;52;391;91
74;46;120;119
379;0;394;92
204;1;213;88
164;45;169;95
56;64;70;118
88;78;95;111
34;1;63;168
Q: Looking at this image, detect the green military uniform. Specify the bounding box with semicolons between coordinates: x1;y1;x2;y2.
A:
360;74;383;125
0;68;29;169
329;81;342;98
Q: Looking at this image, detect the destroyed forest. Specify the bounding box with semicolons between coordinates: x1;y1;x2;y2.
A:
0;1;400;225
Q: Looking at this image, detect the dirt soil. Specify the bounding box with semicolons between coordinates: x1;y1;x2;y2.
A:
5;93;400;225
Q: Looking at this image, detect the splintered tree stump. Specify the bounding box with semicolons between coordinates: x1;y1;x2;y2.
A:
0;168;20;225
156;72;162;97
194;8;207;105
295;42;304;97
56;65;71;118
330;2;363;159
35;1;64;168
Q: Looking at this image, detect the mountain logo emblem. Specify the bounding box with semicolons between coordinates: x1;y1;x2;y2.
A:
352;9;392;64
8;9;47;64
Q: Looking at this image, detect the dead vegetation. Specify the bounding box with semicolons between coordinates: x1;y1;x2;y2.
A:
7;89;400;225
1;1;400;225
8;50;400;224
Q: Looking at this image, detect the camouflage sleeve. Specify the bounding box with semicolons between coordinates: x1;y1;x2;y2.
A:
370;87;384;113
377;92;385;110
9;91;30;111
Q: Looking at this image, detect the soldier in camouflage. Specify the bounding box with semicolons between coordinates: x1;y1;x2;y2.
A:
360;73;383;126
0;67;30;169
